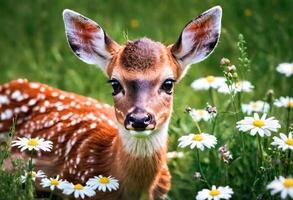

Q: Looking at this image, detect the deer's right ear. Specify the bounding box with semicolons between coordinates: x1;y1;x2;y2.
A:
63;9;120;74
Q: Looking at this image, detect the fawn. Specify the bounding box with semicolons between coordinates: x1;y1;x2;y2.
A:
0;6;222;199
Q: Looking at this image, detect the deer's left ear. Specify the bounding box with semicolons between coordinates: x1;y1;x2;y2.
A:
171;6;222;76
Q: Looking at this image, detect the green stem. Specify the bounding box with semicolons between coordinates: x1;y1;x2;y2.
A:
286;107;291;134
49;190;54;200
194;120;202;133
257;135;263;167
196;149;210;187
209;88;216;106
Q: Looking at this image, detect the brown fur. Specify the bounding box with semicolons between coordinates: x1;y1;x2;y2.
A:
0;79;170;199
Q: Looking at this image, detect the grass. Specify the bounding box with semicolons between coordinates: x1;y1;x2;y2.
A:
0;0;292;199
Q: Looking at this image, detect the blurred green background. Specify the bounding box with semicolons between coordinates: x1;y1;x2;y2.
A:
0;0;292;199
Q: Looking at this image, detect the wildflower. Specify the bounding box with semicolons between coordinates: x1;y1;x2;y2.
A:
191;76;226;90
60;182;96;199
220;58;231;65
189;109;211;122
241;100;270;115
206;104;217;115
196;185;234;200
21;170;46;183
86;175;119;192
218;80;254;94
236;113;281;137
218;145;233;164
227;65;236;72
178;133;217;151
130;19;139;28
167;151;184;160
12;137;53;152
41;175;64;191
274;96;293;108
276;63;293;77
267;176;293;199
271;132;293;151
194;172;201;179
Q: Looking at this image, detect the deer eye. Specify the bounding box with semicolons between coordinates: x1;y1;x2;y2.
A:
161;79;175;94
108;79;123;96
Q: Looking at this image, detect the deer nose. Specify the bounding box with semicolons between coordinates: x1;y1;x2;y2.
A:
125;107;155;131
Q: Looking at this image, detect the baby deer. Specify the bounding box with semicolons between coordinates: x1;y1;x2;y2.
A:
0;6;222;199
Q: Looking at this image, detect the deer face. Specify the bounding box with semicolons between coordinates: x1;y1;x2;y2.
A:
63;7;222;137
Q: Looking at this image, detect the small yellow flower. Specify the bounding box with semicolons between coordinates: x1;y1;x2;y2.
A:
244;9;252;17
130;19;139;28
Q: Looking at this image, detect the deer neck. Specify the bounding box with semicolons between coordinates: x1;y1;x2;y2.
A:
112;121;169;195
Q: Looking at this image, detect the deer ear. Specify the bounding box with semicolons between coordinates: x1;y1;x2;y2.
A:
171;6;222;76
63;9;120;74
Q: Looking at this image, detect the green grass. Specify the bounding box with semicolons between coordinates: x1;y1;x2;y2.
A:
0;0;292;199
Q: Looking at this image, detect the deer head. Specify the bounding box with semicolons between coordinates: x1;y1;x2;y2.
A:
63;7;222;144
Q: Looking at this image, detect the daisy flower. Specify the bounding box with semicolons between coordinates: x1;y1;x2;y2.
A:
276;62;293;77
191;76;226;90
60;182;96;199
21;170;46;183
236;113;281;137
274;96;293;108
267;176;293;199
271;132;293;151
40;175;64;191
12;137;53;152
178;133;217;151
86;175;119;192
167;151;184;160
196;185;234;200
241;100;270;115
218;80;254;94
189;109;211;122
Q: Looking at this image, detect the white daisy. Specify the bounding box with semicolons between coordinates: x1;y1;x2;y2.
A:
178;133;217;151
236;113;281;137
196;185;234;200
241;100;270;115
20;170;46;183
60;182;96;199
218;80;254;94
167;151;184;160
191;76;226;90
11;137;53;152
271;132;293;151
267;176;293;199
276;62;293;77
86;175;119;192
274;96;293;108
189;109;211;122
40;175;64;191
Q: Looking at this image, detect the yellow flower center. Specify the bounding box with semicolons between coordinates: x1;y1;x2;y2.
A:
206;76;215;83
285;139;293;146
192;134;203;141
283;178;293;188
50;179;59;186
99;177;110;184
253;120;264;128
251;103;258;109
30;171;36;177
198;110;205;117
27;139;39;147
288;101;293;108
209;189;220;196
74;184;84;190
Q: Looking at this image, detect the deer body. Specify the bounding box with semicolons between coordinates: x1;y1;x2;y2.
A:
0;6;222;199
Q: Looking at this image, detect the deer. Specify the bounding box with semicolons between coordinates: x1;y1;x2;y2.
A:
0;6;222;199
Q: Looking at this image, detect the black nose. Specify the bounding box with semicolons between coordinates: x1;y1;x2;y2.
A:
125;107;155;130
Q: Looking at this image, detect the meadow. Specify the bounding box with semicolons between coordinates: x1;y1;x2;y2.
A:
0;0;292;199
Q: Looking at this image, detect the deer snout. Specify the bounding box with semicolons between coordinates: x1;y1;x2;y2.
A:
124;107;156;131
